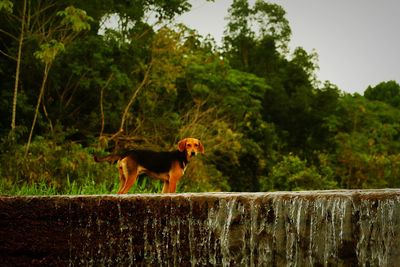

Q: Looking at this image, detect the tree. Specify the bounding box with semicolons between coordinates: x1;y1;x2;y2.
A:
0;0;192;136
333;94;400;188
176;41;277;191
223;0;291;71
364;80;400;108
25;5;94;156
10;0;27;133
223;0;338;158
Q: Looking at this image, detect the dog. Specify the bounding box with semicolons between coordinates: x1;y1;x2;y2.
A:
94;138;204;194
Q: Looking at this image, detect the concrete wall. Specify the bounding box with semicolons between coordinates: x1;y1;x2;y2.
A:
1;190;400;266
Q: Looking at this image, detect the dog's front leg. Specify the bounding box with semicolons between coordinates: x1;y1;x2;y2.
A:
167;162;183;193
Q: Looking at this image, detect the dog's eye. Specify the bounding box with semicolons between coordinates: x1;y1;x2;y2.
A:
187;144;192;148
194;144;199;147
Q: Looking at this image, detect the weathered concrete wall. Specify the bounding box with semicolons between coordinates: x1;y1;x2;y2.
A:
1;190;400;266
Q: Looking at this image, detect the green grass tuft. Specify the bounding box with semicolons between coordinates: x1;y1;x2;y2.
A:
0;175;165;196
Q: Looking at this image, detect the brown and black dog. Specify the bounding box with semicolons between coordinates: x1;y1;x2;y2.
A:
94;138;204;194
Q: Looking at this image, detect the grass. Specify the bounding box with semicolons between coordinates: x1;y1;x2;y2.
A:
0;175;163;196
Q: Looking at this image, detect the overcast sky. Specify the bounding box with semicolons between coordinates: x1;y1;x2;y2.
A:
177;0;400;94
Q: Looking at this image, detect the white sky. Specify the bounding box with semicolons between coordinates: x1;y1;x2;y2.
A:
177;0;400;94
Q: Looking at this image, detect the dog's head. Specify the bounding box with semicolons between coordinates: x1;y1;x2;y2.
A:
178;138;204;159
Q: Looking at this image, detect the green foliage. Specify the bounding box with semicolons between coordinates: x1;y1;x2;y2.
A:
332;95;400;188
224;0;291;71
0;134;117;193
364;80;400;108
57;6;94;32
179;158;231;192
225;0;291;50
34;40;65;64
253;0;291;52
261;154;337;191
0;0;12;13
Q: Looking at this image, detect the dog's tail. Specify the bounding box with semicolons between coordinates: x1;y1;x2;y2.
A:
94;154;121;164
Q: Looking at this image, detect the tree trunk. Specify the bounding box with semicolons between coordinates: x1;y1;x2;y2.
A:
25;62;51;157
11;0;27;132
118;62;152;133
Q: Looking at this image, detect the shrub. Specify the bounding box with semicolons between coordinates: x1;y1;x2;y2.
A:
0;135;117;194
260;154;337;191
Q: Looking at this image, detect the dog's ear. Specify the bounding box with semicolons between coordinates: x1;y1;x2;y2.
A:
178;139;187;152
198;141;205;154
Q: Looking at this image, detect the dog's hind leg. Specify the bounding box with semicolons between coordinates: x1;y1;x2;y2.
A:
116;160;127;194
168;181;177;193
120;157;138;194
